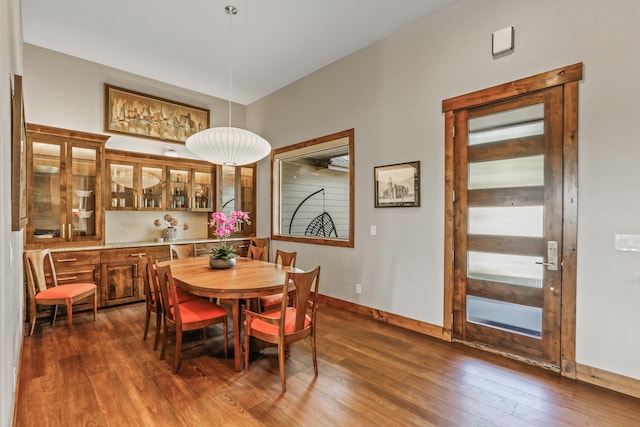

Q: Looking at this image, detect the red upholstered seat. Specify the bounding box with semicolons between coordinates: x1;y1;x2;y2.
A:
171;298;228;325
246;307;311;336
34;282;96;301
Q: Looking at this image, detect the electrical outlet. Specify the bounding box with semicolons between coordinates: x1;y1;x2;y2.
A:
355;283;362;294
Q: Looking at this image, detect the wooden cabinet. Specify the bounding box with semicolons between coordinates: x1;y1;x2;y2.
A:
100;245;169;307
105;150;216;212
26;124;109;249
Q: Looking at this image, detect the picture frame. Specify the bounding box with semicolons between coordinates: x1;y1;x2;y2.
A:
374;161;420;208
104;84;210;144
11;74;28;231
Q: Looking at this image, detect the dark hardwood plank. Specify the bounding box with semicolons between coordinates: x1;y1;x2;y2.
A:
15;302;640;426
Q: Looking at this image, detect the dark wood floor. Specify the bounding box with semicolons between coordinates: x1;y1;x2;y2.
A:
15;302;640;426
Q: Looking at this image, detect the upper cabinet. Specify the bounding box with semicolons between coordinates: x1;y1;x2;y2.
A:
105;149;216;212
26;124;109;249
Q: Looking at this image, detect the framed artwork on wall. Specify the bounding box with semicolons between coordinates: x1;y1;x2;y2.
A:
374;161;420;208
104;84;210;144
11;74;28;231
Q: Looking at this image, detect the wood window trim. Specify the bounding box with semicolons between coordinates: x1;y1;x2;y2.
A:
441;63;582;378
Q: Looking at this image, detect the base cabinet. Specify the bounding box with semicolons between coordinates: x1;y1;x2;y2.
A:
100;246;169;307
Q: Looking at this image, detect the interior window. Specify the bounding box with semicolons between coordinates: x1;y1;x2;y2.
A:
271;129;354;247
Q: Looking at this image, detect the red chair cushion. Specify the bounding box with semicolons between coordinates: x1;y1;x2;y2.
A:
35;283;96;301
248;307;311;336
171;299;227;325
176;288;198;303
259;293;283;307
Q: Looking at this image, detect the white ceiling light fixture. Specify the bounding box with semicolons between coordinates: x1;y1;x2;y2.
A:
186;5;271;166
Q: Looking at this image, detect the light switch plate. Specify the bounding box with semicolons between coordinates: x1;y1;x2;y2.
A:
370;225;377;236
615;234;640;251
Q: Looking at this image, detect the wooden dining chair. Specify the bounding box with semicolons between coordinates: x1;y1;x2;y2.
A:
249;237;269;261
155;263;229;373
24;249;97;336
170;243;196;260
246;245;265;261
244;265;320;393
140;255;199;352
259;250;297;312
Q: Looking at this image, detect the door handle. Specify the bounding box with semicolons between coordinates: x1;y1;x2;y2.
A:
535;241;558;271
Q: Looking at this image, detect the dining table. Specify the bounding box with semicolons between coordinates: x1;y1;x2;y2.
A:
159;256;301;371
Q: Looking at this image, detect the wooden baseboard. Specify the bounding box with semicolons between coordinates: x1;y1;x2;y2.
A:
577;363;640;399
318;295;446;339
319;295;640;399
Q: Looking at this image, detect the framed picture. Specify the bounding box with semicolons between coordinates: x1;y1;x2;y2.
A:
104;84;210;144
11;74;28;231
374;161;420;208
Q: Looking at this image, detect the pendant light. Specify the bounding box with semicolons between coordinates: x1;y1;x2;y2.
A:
186;5;271;166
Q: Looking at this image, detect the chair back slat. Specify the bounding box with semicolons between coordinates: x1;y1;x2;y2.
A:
247;245;265;260
155;263;181;325
282;266;320;332
24;249;58;295
170;243;196;260
275;250;297;268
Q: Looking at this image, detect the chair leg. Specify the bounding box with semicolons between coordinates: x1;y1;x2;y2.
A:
50;304;59;326
93;291;97;322
160;324;168;360
29;300;37;336
153;310;162;351
223;318;228;360
278;341;287;393
244;326;250;373
143;307;151;341
311;333;318;376
66;300;73;336
173;329;183;374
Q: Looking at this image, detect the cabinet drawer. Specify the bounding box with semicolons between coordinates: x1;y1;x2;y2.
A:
55;266;99;284
101;246;168;263
51;250;101;266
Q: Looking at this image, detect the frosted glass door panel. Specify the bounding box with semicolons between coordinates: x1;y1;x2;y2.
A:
467;251;543;287
468;156;544;190
468;206;543;237
468;104;544;146
467;296;542;338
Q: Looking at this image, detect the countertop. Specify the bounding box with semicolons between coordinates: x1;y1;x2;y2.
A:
46;237;249;253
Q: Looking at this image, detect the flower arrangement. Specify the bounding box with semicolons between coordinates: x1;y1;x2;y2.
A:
209;210;249;260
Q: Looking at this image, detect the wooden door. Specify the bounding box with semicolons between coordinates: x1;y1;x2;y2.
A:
452;87;564;365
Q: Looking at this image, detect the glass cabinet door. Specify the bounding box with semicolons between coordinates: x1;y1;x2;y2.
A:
169;168;189;209
192;169;214;211
141;166;164;209
108;161;136;209
70;146;99;239
31;141;64;241
210;164;255;238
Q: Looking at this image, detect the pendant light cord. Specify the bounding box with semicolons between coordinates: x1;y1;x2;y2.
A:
226;5;237;128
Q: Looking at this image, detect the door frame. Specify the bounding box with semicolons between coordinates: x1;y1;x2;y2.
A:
442;63;582;378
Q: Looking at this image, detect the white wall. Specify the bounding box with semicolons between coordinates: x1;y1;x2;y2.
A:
247;0;640;380
1;0;24;424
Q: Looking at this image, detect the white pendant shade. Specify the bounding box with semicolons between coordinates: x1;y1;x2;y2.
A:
186;126;271;166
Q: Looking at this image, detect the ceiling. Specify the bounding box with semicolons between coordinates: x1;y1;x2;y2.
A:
22;0;459;105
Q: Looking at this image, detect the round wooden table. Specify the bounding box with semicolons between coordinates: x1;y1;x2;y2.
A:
159;256;301;371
